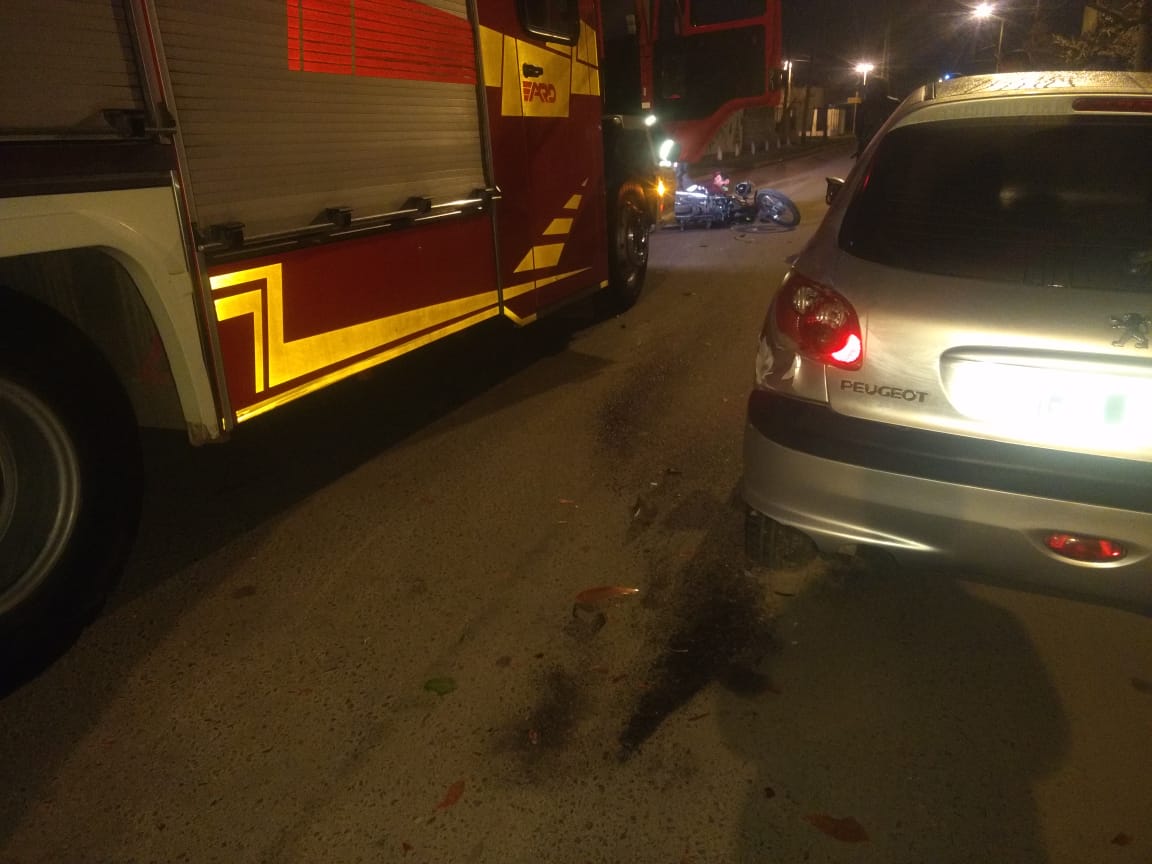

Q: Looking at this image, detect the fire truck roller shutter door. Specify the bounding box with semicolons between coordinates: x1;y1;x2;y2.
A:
155;0;488;237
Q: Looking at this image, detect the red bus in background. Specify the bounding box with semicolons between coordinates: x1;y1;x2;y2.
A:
600;0;785;164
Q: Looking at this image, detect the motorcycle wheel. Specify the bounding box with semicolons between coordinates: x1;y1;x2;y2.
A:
757;190;801;227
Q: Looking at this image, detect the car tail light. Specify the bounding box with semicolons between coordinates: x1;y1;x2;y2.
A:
771;272;863;370
1045;532;1127;563
1072;96;1152;114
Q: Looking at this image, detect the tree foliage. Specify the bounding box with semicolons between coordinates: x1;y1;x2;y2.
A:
1036;1;1151;69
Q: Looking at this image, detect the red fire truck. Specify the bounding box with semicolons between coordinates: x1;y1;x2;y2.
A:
0;0;781;654
621;0;785;164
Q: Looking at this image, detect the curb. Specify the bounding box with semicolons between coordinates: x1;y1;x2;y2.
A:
685;137;853;185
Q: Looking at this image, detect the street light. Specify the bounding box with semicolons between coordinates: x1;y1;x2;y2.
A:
852;63;875;139
972;4;1006;72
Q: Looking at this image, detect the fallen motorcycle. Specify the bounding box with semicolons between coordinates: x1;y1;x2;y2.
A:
672;179;800;230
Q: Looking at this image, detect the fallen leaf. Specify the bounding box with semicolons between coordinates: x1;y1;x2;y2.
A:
528;729;540;746
436;780;465;810
1111;833;1133;846
558;498;576;505
803;813;869;843
423;677;457;696
575;585;640;606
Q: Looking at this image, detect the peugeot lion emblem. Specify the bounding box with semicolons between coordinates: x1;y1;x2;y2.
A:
1110;313;1151;349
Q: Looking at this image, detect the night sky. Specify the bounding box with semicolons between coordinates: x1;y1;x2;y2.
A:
781;0;1085;97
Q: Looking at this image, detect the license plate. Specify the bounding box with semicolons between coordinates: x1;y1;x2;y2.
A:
945;359;1152;442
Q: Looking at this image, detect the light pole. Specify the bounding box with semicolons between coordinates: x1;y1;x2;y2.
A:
782;59;794;145
972;3;1006;72
853;62;875;136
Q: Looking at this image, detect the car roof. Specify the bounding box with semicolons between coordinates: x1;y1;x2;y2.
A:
893;71;1152;125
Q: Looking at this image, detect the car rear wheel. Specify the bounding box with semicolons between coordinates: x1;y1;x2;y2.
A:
744;510;817;570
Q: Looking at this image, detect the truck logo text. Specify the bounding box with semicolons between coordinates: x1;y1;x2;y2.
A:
840;380;929;403
522;81;557;103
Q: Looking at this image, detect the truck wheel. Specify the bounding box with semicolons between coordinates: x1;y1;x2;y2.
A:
745;510;817;570
0;296;142;672
607;182;652;311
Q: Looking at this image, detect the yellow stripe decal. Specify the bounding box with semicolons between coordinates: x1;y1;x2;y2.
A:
235;307;501;421
212;264;499;410
502;268;592;321
481;22;600;117
213;292;266;393
479;25;503;88
502;185;591;310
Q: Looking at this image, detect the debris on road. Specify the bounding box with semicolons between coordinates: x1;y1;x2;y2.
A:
423;677;457;696
435;780;465;810
803;813;870;843
575;585;640;606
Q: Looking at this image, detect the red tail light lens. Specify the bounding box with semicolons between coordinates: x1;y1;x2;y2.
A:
771;272;863;370
1072;96;1152;114
1045;533;1127;563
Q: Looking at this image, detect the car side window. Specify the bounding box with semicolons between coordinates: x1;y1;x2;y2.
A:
519;0;580;44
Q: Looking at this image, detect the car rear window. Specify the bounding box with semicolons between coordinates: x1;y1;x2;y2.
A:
839;116;1152;292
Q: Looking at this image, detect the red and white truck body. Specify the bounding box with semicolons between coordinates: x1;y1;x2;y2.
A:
0;0;658;651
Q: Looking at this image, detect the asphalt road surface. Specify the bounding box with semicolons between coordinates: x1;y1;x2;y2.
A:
2;147;1150;864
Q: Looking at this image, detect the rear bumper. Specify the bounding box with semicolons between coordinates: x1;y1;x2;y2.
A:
742;391;1152;612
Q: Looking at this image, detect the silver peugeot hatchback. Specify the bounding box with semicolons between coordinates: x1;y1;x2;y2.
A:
742;71;1152;612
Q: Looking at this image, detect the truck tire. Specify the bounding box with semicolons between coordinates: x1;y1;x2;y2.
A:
0;295;142;673
606;182;652;311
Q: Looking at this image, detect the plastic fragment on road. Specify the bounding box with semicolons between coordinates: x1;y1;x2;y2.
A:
575;586;640;606
436;779;465;810
423;677;457;696
803;813;869;842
